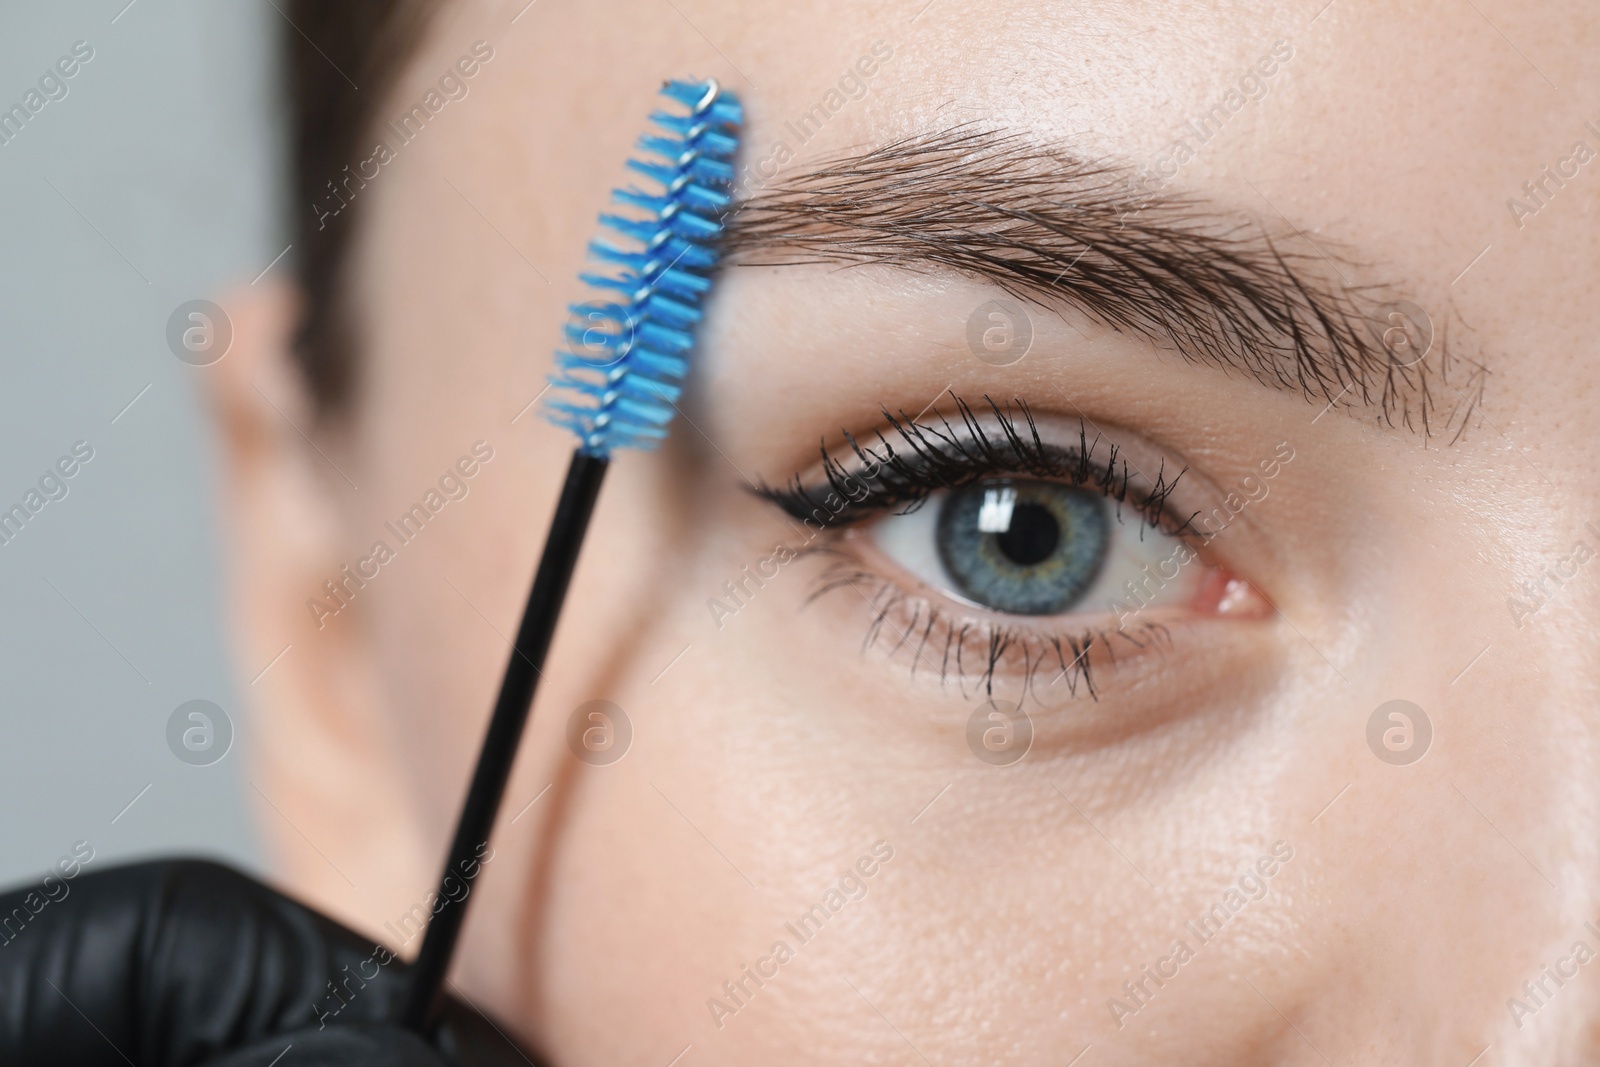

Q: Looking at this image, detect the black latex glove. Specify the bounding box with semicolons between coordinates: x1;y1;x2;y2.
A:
0;859;545;1067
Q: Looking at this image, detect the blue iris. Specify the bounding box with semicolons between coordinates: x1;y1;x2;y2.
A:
935;480;1110;615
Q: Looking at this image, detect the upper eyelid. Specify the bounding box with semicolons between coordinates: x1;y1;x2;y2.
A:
752;395;1196;536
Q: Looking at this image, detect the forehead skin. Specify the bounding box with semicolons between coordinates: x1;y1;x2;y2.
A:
305;0;1600;1064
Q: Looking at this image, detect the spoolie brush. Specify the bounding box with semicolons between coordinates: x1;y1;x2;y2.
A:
399;77;741;1033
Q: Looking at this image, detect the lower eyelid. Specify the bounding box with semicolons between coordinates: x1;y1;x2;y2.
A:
795;541;1168;697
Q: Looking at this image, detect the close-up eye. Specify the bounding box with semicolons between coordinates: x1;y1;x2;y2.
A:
755;399;1270;693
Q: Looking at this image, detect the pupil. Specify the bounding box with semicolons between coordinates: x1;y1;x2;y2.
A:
994;501;1059;566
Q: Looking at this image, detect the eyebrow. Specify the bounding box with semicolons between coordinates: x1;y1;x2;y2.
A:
720;127;1485;439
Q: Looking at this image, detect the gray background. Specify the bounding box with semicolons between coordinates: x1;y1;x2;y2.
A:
0;1;278;884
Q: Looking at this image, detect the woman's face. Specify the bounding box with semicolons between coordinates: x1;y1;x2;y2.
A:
217;0;1600;1063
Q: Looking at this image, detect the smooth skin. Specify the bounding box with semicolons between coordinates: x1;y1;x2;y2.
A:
211;0;1600;1063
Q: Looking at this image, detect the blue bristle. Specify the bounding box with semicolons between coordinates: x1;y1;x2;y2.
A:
543;78;742;458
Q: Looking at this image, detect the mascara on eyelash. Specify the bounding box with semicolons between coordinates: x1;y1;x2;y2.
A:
757;394;1193;537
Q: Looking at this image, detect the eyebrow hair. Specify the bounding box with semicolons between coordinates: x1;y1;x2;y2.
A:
720;127;1485;439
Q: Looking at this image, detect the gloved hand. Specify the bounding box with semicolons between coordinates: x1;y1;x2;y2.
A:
0;859;544;1066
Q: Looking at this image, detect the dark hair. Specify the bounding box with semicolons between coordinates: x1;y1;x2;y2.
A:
286;1;439;416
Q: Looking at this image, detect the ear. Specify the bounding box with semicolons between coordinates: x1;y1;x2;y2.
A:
203;280;428;946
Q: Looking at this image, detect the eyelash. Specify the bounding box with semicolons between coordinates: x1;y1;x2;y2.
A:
753;395;1200;699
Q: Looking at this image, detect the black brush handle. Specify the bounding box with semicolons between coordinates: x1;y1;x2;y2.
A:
399;449;609;1033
